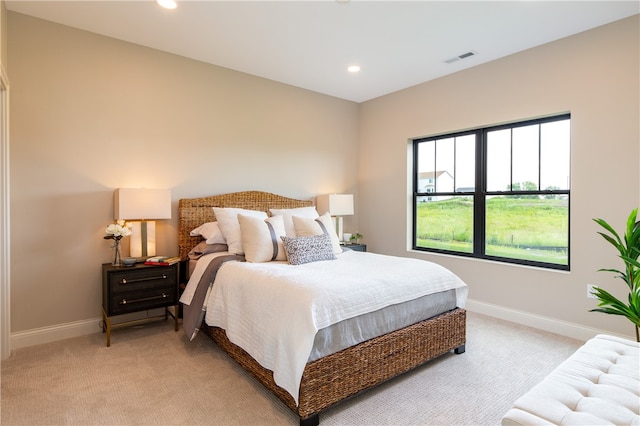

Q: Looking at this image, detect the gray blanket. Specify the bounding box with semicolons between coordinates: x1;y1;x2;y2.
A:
182;254;244;340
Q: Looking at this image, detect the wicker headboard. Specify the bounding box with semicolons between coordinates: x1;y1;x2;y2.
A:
178;190;313;260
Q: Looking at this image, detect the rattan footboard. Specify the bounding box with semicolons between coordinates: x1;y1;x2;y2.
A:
202;308;466;425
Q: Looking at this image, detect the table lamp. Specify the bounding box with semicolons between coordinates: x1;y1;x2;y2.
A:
316;194;354;241
114;188;171;258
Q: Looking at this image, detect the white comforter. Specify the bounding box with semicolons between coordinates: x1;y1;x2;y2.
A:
192;250;467;405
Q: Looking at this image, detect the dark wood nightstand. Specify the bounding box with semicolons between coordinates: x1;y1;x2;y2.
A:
344;243;366;252
101;262;179;347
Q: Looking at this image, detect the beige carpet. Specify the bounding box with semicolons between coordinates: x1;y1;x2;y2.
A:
1;312;583;425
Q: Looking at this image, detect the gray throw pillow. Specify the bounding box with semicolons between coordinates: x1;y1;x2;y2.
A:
281;234;337;265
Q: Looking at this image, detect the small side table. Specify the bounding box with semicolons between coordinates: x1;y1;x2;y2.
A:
344;243;367;252
101;262;179;347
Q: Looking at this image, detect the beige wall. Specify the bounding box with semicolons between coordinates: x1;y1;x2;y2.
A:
359;15;639;339
8;13;359;333
7;10;640;341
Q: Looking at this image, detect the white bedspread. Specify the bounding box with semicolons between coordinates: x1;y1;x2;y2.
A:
204;250;468;405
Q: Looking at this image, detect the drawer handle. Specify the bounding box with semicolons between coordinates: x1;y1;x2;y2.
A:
119;293;168;305
120;274;167;285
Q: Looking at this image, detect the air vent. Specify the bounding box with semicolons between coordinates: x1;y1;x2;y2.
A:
444;50;478;64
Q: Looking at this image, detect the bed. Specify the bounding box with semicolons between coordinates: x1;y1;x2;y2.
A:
178;190;467;426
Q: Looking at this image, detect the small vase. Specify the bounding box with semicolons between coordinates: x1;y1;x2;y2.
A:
112;239;122;266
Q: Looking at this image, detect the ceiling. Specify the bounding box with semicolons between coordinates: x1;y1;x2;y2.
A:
6;1;639;103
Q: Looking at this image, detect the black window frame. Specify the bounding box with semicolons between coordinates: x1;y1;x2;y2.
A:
412;114;570;271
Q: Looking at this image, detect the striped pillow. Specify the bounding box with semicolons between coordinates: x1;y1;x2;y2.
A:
214;207;268;255
238;214;287;262
292;212;342;255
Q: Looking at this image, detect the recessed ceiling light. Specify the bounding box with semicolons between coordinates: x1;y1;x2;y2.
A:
347;65;361;73
156;0;177;10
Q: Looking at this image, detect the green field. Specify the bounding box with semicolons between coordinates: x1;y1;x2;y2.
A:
416;197;568;265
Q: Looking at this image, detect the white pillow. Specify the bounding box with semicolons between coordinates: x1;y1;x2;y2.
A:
213;207;268;255
189;221;226;245
238;214;287;262
292;212;342;255
269;206;319;237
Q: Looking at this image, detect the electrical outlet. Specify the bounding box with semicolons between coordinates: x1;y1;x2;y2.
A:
587;284;598;299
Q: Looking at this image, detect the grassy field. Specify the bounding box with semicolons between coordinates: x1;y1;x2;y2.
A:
416;196;568;265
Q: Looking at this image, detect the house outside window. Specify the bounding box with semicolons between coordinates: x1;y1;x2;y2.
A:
412;114;570;270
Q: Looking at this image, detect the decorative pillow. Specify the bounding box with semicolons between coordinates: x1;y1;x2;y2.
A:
292;212;342;254
269;206;319;237
238;214;287;262
189;221;226;244
188;241;229;260
213;207;268;255
281;234;336;265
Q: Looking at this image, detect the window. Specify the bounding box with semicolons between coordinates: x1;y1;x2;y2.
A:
412;114;570;270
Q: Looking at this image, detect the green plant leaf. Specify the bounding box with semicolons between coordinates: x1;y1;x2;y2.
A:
592;208;640;340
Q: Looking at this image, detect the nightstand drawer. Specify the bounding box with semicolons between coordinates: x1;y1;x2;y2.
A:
344;243;366;252
108;267;176;294
101;262;180;345
108;286;176;315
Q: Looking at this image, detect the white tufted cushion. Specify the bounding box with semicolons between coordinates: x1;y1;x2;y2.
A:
502;334;639;426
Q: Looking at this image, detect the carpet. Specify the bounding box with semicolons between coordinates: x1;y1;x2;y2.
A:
1;312;583;425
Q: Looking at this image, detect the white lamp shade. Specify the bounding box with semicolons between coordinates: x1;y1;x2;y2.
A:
114;188;171;220
316;194;354;216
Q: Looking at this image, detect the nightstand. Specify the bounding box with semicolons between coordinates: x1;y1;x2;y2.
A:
344;243;366;252
102;262;179;347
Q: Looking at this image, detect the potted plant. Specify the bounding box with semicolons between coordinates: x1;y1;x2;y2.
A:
591;208;640;342
349;232;363;244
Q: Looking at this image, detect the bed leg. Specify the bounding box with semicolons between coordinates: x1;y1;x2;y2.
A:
454;344;466;354
300;414;319;426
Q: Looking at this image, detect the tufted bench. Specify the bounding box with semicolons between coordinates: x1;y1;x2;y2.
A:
502;334;639;425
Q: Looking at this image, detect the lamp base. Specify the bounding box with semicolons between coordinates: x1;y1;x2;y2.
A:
334;216;344;242
129;220;157;258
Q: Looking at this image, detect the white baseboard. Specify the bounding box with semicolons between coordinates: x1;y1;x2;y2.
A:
465;298;634;342
8;300;633;353
10;317;102;351
9;308;173;353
